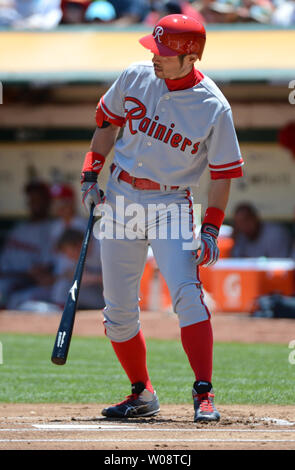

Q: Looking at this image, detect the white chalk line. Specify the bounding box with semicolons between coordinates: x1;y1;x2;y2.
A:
2;416;72;419
33;425;295;432
35;424;139;430
0;438;295;443
261;418;295;426
0;426;295;433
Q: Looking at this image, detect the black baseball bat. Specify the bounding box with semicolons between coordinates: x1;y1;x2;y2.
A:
51;204;95;365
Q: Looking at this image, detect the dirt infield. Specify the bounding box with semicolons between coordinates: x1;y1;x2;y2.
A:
0;309;294;344
1;310;295;450
0;403;295;450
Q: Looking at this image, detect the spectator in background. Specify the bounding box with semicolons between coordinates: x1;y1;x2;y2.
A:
63;0;150;25
51;228;105;309
196;0;240;23
0;0;62;29
61;0;91;24
196;0;274;23
0;181;55;309
85;0;117;23
145;1;205;25
106;0;151;25
231;203;292;258
50;183;87;244
241;0;274;23
272;0;295;26
252;206;295;318
0;0;15;26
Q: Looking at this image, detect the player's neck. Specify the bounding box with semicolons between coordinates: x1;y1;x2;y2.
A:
165;66;204;92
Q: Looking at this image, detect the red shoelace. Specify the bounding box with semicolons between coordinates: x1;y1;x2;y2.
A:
196;392;215;413
116;393;139;406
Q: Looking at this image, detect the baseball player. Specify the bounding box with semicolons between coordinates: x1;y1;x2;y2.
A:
81;14;244;422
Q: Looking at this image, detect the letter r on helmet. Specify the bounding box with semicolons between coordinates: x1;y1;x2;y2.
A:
153;26;164;43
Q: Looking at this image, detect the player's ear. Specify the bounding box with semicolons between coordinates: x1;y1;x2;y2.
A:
188;54;198;64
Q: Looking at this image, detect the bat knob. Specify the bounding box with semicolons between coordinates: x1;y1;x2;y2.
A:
51;357;66;365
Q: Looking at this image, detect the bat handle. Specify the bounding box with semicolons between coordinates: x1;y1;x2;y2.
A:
90;202;95;218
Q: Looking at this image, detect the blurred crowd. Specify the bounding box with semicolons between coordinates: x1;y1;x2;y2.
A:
0;181;105;312
0;0;294;28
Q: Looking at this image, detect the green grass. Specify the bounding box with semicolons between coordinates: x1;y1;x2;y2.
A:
0;333;294;405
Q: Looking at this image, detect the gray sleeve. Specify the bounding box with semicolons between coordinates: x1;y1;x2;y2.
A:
206;109;243;171
101;68;128;120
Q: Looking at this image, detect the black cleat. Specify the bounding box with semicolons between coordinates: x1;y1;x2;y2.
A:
102;382;160;418
192;381;220;422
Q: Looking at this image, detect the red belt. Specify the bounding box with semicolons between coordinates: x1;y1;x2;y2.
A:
111;164;179;191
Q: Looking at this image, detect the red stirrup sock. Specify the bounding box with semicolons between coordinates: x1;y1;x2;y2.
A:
111;330;154;394
180;320;213;383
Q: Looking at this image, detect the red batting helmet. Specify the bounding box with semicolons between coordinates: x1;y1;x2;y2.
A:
139;14;206;59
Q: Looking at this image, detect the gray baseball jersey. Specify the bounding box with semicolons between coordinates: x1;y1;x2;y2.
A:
100;61;243;186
